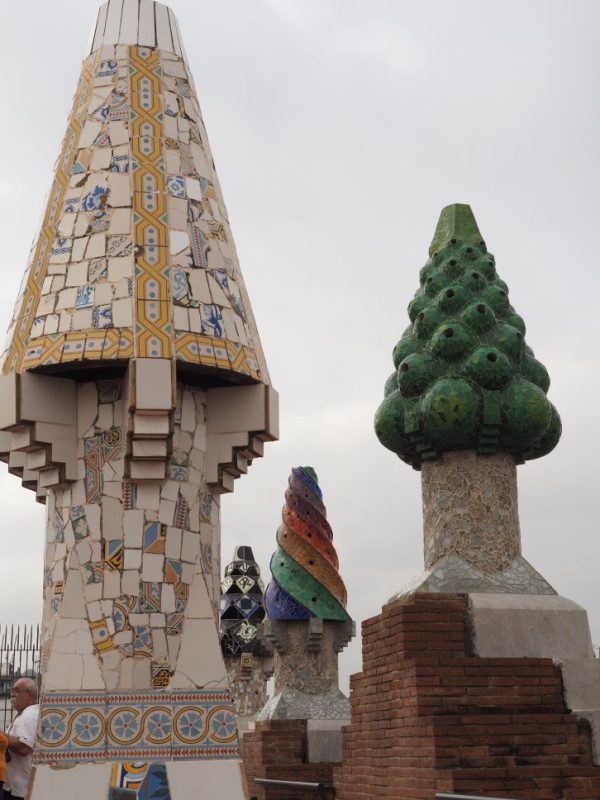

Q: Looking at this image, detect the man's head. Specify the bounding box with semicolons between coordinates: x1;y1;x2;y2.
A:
11;678;38;713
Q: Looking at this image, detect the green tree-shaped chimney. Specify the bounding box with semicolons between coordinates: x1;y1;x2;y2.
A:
375;204;561;468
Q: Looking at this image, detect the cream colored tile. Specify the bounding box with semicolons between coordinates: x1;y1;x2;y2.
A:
112;297;133;326
165;527;182;559
58;212;77;237
135;482;160;510
56;287;78;310
161;583;175;612
79;120;102;148
188;307;202;333
108;121;129;146
158;498;176;525
71;237;89;262
72;308;93;330
108;254;133;280
44;313;60;334
167;762;245;800
188;269;211;302
58;310;72;333
90;147;112;171
86;233;106;259
173;305;189;330
122;569;140;595
108;172;131;207
124;548;142;569
142;553;164;581
94;282;113;305
102;496;123;537
108;207;131;234
66;261;89;287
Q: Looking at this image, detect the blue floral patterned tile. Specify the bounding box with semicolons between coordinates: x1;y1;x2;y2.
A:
200;304;224;338
93;304;113;329
166;176;186;198
76;285;95;308
81;185;109;212
170;268;189;302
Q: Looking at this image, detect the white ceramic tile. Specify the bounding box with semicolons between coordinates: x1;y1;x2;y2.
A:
91;1;110;54
108;254;133;280
72;308;93;330
104;568;121;598
163;113;178;139
90;147;112;171
167;7;183;56
173;305;189;332
94;282;113;305
172;11;189;64
108;208;131;234
56;287;78;310
66;262;89;287
103;0;124;44
138;0;155;46
79;120;102;149
31;764;113;797
102;496;123;536
188;307;202;333
161;583;175;612
58;212;77;237
135;482;160;510
123;548;141;569
112;297;133;327
120;0;140;43
108;121;129;147
166;762;245;800
142;552;164;581
158;498;176;525
169;229;189;255
188;270;211;303
122;569;140;595
108;171;131;206
155;2;173;51
86;233;107;259
162;59;187;79
165;527;182;559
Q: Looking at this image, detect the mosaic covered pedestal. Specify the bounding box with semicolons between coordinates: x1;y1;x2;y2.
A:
257;619;354;721
402;450;556;595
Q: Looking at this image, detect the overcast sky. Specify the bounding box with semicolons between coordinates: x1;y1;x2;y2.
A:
0;0;599;690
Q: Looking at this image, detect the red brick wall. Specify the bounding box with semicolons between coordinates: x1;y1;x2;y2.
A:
333;593;600;800
242;719;334;800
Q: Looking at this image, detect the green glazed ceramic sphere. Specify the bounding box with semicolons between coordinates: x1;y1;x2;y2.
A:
375;204;561;468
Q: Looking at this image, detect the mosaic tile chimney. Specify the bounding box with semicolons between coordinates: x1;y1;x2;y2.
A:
375;203;560;595
258;468;354;728
219;546;273;730
0;2;278;798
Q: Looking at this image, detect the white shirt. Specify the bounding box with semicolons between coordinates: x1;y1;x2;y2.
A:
5;703;39;798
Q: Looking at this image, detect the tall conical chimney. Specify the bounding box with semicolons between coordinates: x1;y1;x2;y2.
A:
0;2;278;798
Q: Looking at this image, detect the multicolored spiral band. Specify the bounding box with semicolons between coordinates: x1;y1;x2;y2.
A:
265;467;349;621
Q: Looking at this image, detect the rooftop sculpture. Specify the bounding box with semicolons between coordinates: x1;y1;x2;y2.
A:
0;2;278;798
220;546;272;725
259;467;353;725
375;204;561;594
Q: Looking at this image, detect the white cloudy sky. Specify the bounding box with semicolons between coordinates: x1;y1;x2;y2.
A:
0;0;599;690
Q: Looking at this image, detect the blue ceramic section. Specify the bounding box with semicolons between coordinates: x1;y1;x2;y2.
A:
264;579;313;620
293;466;322;500
139;763;171;800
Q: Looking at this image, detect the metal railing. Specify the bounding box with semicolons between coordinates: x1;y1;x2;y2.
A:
436;794;517;799
253;778;335;797
0;624;41;729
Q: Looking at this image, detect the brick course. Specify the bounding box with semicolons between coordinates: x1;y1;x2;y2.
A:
242;719;334;800
333;593;600;800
